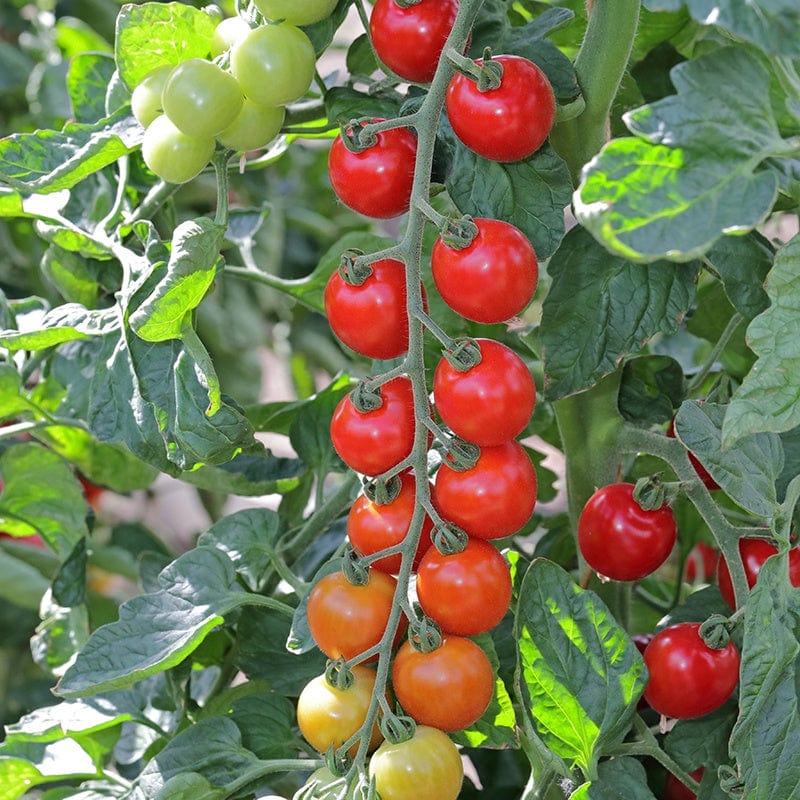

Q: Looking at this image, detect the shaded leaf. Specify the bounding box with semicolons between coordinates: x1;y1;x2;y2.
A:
52;537;88;608
618;355;686;425
572;757;658;799
0;551;50;611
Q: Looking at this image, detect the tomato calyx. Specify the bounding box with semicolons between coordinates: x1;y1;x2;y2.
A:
363;474;403;505
718;765;745;798
393;0;422;7
350;381;385;413
438;436;480;471
438;214;479;250
325;658;355;691
632;474;672;511
699;611;742;650
407;603;443;652
447;46;503;92
342;546;371;586
379;710;416;745
441;337;482;373
338;249;374;286
431;521;469;555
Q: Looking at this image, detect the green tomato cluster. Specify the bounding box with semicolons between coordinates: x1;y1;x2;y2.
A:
133;16;321;184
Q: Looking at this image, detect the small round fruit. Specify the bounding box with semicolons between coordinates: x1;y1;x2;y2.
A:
392;636;494;731
217;100;285;152
369;725;463;800
643;622;740;719
161;58;244;139
130;65;172;128
230;24;316;107
253;0;338;25
211;16;251;57
684;541;719;583
577;483;677;582
664;768;704;800
141;115;215;184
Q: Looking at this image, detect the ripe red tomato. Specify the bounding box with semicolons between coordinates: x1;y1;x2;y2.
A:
577;483;677;582
664;768;704;800
328;120;417;219
684;541;719;583
431;218;538;323
324;259;415;360
78;475;105;510
446;55;555;162
643;622;739;719
369;725;463;800
391;635;494;732
432;440;537;540
306;570;404;660
347;471;434;574
433;338;535;447
667;418;720;491
416;538;512;636
716;537;800;609
369;0;459;84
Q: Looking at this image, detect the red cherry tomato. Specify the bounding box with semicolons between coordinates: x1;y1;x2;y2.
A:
577;483;677;582
416;538;512;636
324;258;415;360
391;635;494;732
684;541;719;583
330;377;416;476
433;338;535;447
347;471;434;574
432;440;537;540
328;120;417;219
446;55;555;162
643;622;740;719
306;570;405;661
431;218;538;323
716;537;800;609
664;768;704;800
667;418;720;491
369;0;459;84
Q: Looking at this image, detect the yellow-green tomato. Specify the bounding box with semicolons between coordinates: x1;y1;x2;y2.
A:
211;16;251;57
296;665;383;757
141;115;215;184
230;24;315;108
131;65;172;128
161;58;244;139
253;0;338;25
293;768;355;800
369;725;463;800
217;100;285;152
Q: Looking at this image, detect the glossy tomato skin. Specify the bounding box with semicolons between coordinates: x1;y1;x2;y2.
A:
217;100;285;152
416;538;512;636
297;665;383;756
446;55;555;162
667;418;719;491
431;218;538;323
643;622;740;719
130;65;172;128
716;537;800;608
684;541;719;583
347;472;434;574
432;440;537;540
324;259;413;359
663;768;704;800
369;725;463;800
578;483;677;582
254;0;338;25
433;338;535;446
141;115;215;184
306;570;404;660
369;0;459;84
330;377;416;476
328;121;417;219
391;636;494;732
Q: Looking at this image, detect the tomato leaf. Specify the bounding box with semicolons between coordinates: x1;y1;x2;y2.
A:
730;554;800;799
216;690;297;760
0;739;99;798
722;236;800;446
178;451;304;497
540;226;698;400
30;593;90;678
66;53;116;124
515;559;646;776
575;47;787;262
41;245;100;307
0;550;50;611
570;757;658;799
0;304;118;352
618;355;686;425
664;702;738;773
51;537;88;608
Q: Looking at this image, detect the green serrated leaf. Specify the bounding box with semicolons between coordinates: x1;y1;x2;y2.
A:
154;773;224;800
664;702;738;771
41;245;100;307
345;34;378;76
67;53;117;124
571;757;658;799
52;537;88;608
30;594;90;677
325;86;401;125
0;552;50;611
0;757;44;800
226;691;297;759
0;304;118;352
0;738;98;783
0;364;34;420
540;226;698;400
179;451;304;496
618;355;686;425
515;559;646;775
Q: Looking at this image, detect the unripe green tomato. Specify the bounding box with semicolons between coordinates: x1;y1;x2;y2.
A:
293;768;357;800
230;24;316;107
141;115;215;184
211;15;251;57
217;99;285;152
161;58;244;139
130;65;172;128
253;0;338;25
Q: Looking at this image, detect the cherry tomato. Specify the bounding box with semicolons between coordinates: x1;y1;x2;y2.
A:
667;417;719;491
130;65;172;128
297;665;383;756
294;768;357;800
369;0;459;84
664;768;704;800
161;58;244;140
330;377;416;476
716;537;800;609
328;120;417;219
217;100;285;153
306;570;404;660
78;475;105;510
324;258;415;360
432;440;537;540
211;16;251;57
433;338;535;447
141;115;215;184
0;531;46;549
416;538;512;636
368;725;463;800
253;0;338;25
231;24;316;107
446;54;555;162
643;622;739;719
684;541;719;583
431;218;538;323
347;471;434;574
391;636;494;732
577;483;677;582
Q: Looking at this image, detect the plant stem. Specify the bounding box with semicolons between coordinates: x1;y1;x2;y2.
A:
686;311;743;394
